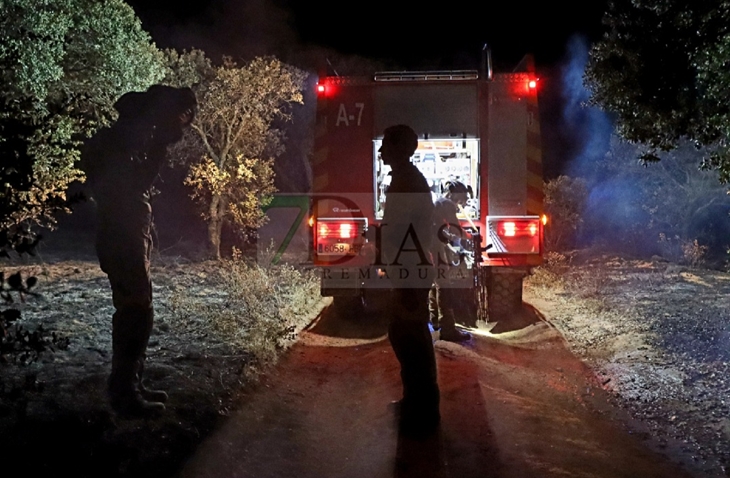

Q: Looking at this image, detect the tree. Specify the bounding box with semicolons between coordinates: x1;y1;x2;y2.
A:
0;0;165;246
585;0;730;181
164;52;306;259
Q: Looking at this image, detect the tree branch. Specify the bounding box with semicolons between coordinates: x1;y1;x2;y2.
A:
191;123;219;163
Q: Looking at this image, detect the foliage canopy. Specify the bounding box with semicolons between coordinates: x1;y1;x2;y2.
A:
164;51;306;259
585;0;730;181
0;0;165;247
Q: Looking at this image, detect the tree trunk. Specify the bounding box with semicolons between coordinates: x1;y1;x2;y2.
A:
208;194;223;260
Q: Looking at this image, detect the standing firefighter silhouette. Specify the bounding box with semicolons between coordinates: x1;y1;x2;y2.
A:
379;124;440;434
83;85;196;416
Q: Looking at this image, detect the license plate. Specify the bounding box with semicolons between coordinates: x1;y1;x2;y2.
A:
317;242;351;255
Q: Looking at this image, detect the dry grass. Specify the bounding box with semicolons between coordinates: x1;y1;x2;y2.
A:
527;251;568;290
167;255;320;375
527;251;612;311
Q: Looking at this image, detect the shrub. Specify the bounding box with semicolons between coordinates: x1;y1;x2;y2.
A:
1;271;69;363
681;239;708;268
658;233;708;267
168;255;319;374
544;176;588;251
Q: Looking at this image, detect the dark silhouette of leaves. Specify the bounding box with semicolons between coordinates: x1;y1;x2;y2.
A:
1;266;65;364
2;309;21;323
25;277;37;290
7;272;22;290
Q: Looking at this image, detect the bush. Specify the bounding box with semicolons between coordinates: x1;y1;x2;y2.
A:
168;255;319;374
1;271;69;363
657;233;708;267
544;176;588;251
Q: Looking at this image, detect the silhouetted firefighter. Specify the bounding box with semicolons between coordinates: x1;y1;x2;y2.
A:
378;124;440;434
83;85;196;416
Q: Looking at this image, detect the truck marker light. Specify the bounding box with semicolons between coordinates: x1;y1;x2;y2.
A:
308;216;314;228
541;214;548;226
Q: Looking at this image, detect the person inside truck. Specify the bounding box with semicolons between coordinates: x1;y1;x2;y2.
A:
429;180;473;342
378;124;440;435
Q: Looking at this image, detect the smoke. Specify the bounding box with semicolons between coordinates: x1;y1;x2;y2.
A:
552;36;730;260
559;35;613;179
549;35;656;252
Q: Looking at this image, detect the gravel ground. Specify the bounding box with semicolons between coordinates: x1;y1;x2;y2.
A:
526;255;730;478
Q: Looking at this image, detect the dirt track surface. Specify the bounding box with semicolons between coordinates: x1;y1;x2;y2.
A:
3;238;726;477
179;303;691;478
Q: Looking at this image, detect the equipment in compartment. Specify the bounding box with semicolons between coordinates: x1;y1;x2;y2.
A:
374;138;480;220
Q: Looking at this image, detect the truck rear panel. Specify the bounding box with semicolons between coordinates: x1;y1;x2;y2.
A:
311;67;543;274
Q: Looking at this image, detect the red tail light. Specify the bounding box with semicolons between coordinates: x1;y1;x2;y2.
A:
313;217;368;257
488;216;542;254
339;223;353;239
316;80;338;97
316;221;360;239
496;220;539;238
318;222;330;238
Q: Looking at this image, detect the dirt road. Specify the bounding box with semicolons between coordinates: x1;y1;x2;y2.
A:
179;299;692;478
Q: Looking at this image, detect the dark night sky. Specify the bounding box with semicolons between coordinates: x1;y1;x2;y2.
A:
126;0;613;178
126;0;608;72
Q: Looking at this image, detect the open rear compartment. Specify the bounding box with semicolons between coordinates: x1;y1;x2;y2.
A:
374;138;481;222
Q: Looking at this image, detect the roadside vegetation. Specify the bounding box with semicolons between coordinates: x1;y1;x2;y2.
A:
0;0;310;365
167;251;320;377
543;137;730;271
586;1;730;182
0;242;324;477
163;52;307;259
0;2;319;475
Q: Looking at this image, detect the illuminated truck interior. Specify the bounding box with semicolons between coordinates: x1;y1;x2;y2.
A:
374;138;480;221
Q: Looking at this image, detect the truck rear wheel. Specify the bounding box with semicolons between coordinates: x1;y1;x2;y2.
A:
487;269;524;321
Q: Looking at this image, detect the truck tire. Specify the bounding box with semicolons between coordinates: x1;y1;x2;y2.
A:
487;270;524;321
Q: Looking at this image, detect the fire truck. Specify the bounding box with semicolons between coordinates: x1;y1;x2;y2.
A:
310;53;545;321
